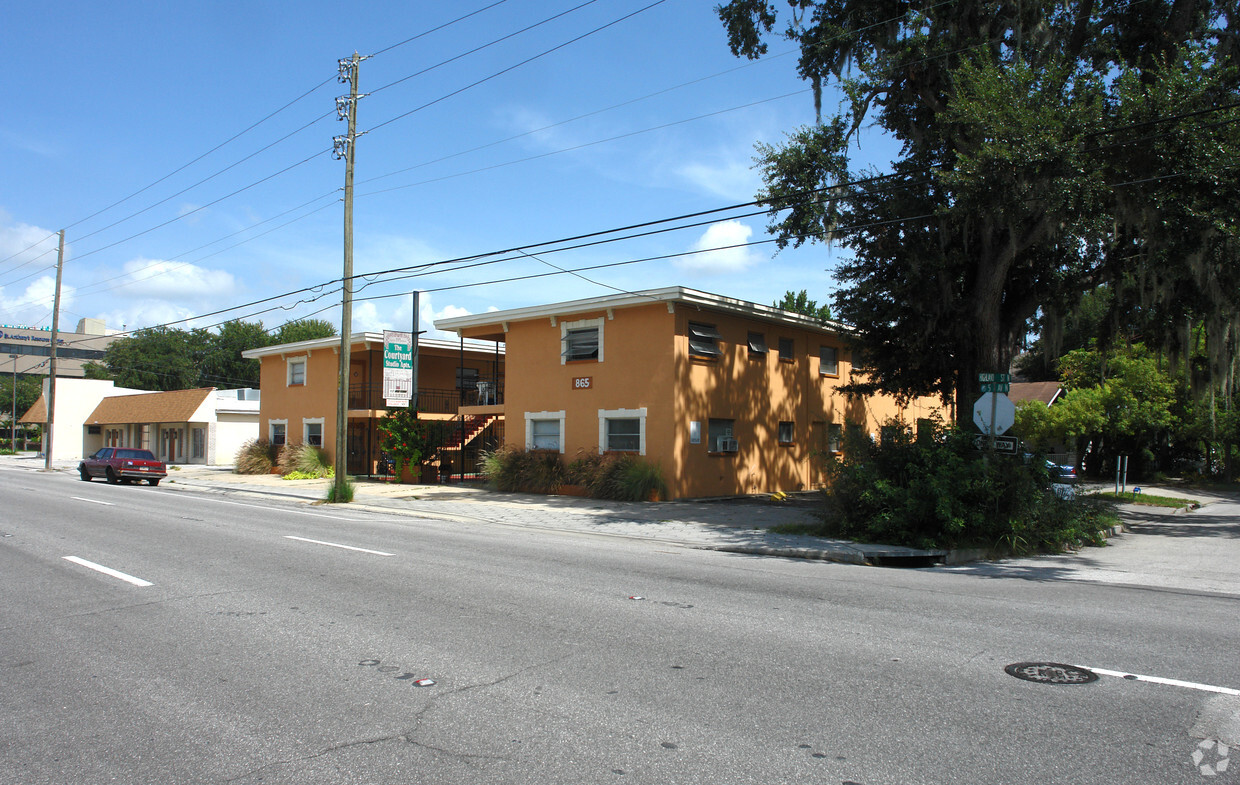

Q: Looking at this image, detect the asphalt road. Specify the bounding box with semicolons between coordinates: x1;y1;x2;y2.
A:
2;468;1237;784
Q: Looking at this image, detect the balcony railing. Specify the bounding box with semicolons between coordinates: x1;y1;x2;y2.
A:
348;383;504;413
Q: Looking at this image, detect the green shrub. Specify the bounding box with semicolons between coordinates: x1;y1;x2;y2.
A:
481;446;565;493
587;454;668;501
282;469;334;481
815;420;1114;554
564;450;604;485
277;444;333;478
326;478;355;503
235;439;275;475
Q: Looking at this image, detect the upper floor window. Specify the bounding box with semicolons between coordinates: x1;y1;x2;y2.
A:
747;331;767;358
561;317;604;364
778;337;795;361
563;327;599;361
688;322;722;358
820;345;839;376
287;358;306;386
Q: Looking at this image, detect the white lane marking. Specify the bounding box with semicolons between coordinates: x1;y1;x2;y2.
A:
1080;666;1240;696
71;497;115;506
62;556;154;587
166;493;379;521
283;536;394;556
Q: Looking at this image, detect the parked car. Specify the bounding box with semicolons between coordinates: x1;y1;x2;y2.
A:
1047;460;1078;483
78;447;167;486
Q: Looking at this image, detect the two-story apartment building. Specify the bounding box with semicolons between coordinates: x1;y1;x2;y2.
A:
436;286;946;499
242;333;504;475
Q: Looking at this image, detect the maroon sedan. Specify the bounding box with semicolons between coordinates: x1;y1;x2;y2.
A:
78;447;167;486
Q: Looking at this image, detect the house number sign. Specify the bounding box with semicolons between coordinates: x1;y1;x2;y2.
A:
572;376;593;389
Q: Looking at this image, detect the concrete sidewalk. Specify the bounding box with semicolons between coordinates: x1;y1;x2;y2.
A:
2;453;938;565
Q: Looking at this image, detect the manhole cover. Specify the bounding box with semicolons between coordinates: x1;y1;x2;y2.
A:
1005;662;1098;684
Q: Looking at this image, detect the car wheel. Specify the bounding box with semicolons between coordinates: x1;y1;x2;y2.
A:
149;478;160;487
105;468;119;484
79;467;91;482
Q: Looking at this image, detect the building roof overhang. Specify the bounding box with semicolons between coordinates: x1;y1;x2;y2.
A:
241;332;504;360
433;286;854;341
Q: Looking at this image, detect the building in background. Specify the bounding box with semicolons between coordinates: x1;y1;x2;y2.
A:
2;318;120;378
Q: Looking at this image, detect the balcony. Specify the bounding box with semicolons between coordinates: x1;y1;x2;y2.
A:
348;382;504;414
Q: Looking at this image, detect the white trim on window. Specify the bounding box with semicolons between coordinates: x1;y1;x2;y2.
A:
303;417;325;447
524;410;566;453
286;355;308;386
269;419;288;446
598;407;647;455
561;317;604;365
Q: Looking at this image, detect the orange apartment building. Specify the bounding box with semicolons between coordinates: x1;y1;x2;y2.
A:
436;286;947;499
242;333;504;476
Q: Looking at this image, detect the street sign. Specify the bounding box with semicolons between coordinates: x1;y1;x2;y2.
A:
978;372;1011;384
973;392;1016;436
972;434;1019;454
980;382;1011;394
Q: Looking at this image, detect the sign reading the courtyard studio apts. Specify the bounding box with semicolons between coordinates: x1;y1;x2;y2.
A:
383;330;413;407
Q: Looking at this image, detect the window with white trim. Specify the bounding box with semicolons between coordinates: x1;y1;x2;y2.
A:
598;407;646;454
561;317;604;364
270;420;287;446
524;410;566;452
287;357;307;386
304;418;324;447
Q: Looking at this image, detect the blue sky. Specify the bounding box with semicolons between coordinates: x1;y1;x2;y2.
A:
1;0;895;341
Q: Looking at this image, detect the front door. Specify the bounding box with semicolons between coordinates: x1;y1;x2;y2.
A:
347;421;369;475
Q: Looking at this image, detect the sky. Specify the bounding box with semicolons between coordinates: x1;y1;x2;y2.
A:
1;0;897;343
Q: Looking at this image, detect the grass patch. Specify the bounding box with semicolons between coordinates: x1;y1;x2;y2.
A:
325;478;355;503
1096;491;1198;509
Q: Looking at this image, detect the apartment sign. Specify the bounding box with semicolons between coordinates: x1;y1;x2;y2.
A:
383;330;413;407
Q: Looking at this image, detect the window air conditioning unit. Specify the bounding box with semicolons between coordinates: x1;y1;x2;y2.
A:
717;437;738;452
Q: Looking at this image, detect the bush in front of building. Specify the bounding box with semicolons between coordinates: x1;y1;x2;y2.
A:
277;444;333;478
482;447;667;501
815;421;1115;554
482;446;565;494
235;439;278;474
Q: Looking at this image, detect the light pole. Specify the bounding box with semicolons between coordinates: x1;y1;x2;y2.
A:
9;354;17;453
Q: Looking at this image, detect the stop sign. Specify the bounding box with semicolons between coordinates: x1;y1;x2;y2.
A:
973;392;1016;435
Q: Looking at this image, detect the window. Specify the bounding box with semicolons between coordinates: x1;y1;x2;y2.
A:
778;337;795;361
708;418;736;453
456;367;479;389
304;419;324;447
598;408;646;454
192;428;205;459
820;345;839;376
880;425;899;445
688;322;722;358
287;358;306;386
525;410;565;452
270;420;287;446
747;331;767;357
778;421;795;444
828;423;843;453
561;317;603;363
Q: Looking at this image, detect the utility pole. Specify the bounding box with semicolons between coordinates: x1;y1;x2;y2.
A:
332;52;364;500
43;230;65;471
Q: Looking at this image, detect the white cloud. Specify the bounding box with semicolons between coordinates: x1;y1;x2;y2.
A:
676;158;761;201
677;220;760;274
116;258;237;301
